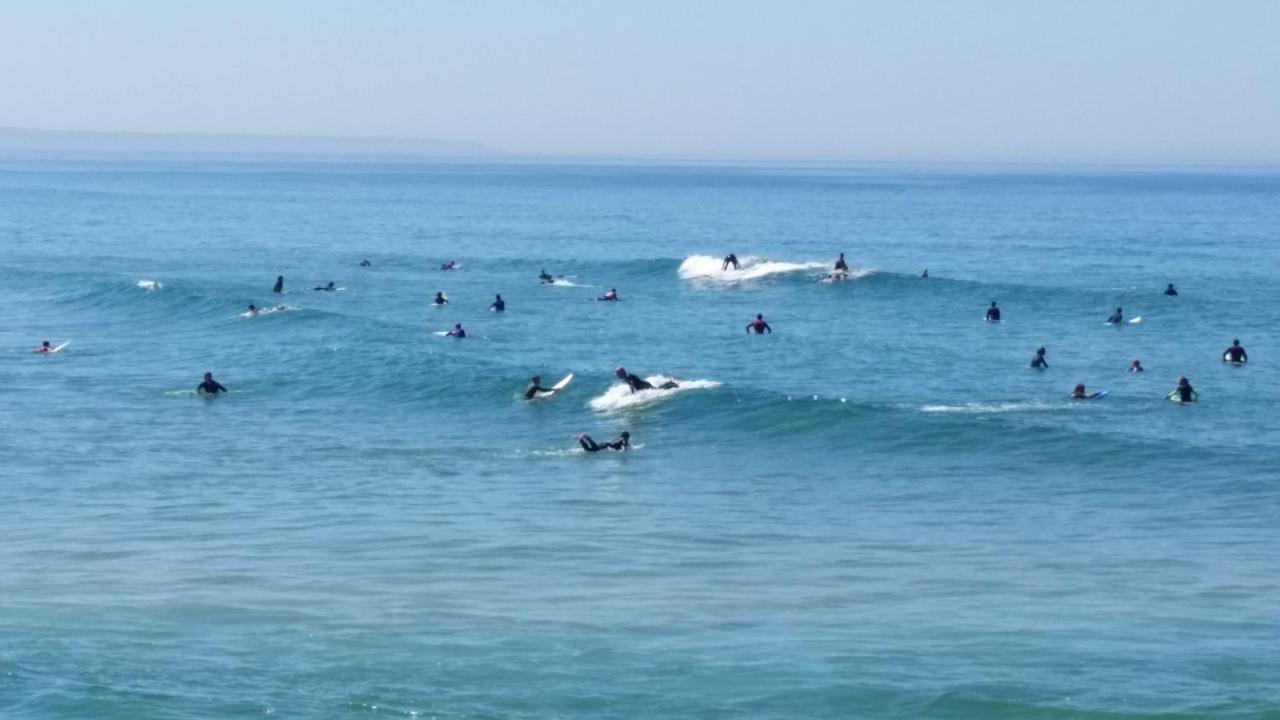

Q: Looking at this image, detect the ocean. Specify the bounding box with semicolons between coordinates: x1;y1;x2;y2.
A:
1;159;1277;719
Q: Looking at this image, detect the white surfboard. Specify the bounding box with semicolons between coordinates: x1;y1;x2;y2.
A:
1128;316;1143;324
551;373;573;392
51;341;71;353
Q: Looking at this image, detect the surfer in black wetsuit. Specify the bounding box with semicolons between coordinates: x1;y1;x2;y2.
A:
1030;347;1048;369
599;288;618;301
1130;359;1145;373
197;372;227;395
273;275;284;293
524;375;555;400
433;292;448;305
1167;376;1198;403
446;323;466;338
834;253;849;272
722;253;740;271
1071;383;1103;400
1223;339;1248;363
921;268;929;278
440;261;456;271
577;431;630;453
746;314;772;334
1164;283;1178;296
314;281;336;292
615;366;678;393
490;294;505;312
985;302;1001;322
247;304;259;316
539;269;555;284
359;258;371;268
1107;307;1123;324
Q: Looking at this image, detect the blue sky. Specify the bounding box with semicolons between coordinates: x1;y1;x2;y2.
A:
2;0;1277;163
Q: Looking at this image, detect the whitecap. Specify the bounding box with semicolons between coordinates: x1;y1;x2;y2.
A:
588;376;720;412
678;255;826;283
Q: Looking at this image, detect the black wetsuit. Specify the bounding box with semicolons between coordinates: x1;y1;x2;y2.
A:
622;373;678;393
1164;286;1178;296
599;293;618;301
315;284;335;291
579;435;629;452
273;277;284;293
1174;384;1196;402
197;380;227;395
723;254;739;270
986;306;1001;321
491;297;505;312
1225;346;1248;363
448;328;466;338
524;383;552;399
433;295;448;305
1107;311;1123;324
835;258;849;272
1031;353;1048;369
359;260;371;267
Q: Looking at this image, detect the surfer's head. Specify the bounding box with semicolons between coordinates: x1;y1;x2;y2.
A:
1178;376;1189;386
615;367;627;379
41;341;50;348
620;431;630;440
531;375;541;384
1036;347;1045;355
1233;339;1240;345
204;372;213;381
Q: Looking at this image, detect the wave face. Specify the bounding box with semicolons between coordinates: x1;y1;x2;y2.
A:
2;161;1279;719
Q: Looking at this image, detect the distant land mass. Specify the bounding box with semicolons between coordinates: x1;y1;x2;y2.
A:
0;127;494;159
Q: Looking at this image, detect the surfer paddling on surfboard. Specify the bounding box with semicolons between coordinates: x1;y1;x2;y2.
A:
615;367;678;393
576;431;630;453
598;288;619;301
1071;383;1106;400
433;292;448;305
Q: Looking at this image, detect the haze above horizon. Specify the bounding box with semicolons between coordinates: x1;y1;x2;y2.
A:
2;1;1277;166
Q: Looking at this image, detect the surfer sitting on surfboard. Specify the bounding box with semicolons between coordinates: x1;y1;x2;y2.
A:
1223;339;1248;363
1107;307;1123;325
524;375;555;400
197;372;228;395
577;431;630;453
433;292;448;305
599;288;618;301
446;324;466;339
615;367;678;393
490;294;505;312
1164;283;1178;296
1167;377;1198;403
985;302;1001;322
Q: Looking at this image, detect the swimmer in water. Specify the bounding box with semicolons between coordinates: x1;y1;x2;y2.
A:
433;292;448;305
1106;307;1123;325
197;372;227;395
1030;347;1048;369
1070;383;1103;400
746;313;772;334
247;304;259;316
1167;376;1198;403
1164;283;1177;296
446;323;466;338
598;288;618;301
539;269;555;284
314;281;336;292
440;261;456;271
273;275;284;293
834;252;849;272
615;366;678;393
490;294;505;312
524;374;555;400
34;341;52;353
722;253;740;271
359;258;371;268
1223;339;1248;363
985;301;1001;322
1130;359;1145;373
576;431;630;453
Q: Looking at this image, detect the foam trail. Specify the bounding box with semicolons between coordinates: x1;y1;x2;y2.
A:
136;279;163;291
678;255;825;283
589;376;720;412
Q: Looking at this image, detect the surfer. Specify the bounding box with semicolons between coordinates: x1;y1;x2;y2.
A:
921;268;929;278
273;275;284;293
34;341;52;353
539;269;555;284
598;288;619;301
433;292;448;305
314;281;336;292
197;372;227;395
359;258;371;268
446;323;466;338
834;253;849;272
1030;347;1048;369
247;304;259;316
440;261;457;271
1130;359;1145;373
746;313;772;334
615;366;678;393
1164;283;1178;296
576;431;630;453
1167;376;1198;403
490;294;505;312
1106;307;1123;325
1223;339;1248;363
722;253;740;271
1070;383;1103;400
524;374;555;400
985;302;1001;322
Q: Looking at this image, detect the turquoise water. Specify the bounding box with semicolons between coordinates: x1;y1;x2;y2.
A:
1;160;1278;719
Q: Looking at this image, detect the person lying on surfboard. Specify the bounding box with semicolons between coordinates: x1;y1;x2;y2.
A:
576;431;630;453
1223;339;1248;363
1167;377;1198;403
615;366;678;393
34;341;52;353
524;375;556;400
1070;383;1104;400
440;260;457;270
1107;307;1124;325
598;288;618;301
197;372;228;395
314;281;337;292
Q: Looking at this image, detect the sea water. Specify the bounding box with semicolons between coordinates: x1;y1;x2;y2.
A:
1;160;1277;718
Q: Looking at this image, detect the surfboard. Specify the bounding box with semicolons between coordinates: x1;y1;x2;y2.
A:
1091;390;1109;399
1128;316;1143;324
551;373;573;392
50;341;70;353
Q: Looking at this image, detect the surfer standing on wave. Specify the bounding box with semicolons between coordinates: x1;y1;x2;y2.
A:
197;372;228;395
615;366;678;393
722;253;740;271
576;431;630;453
834;253;849;272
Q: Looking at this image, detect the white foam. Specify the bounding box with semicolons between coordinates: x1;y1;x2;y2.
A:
238;305;295;319
588;376;720;412
678;255;826;283
819;268;876;284
136;279;163;290
919;400;1058;415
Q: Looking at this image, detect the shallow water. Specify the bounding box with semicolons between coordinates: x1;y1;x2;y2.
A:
1;160;1278;718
